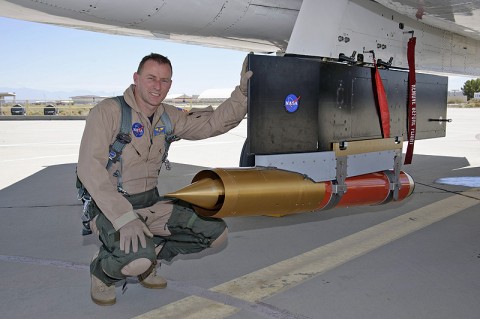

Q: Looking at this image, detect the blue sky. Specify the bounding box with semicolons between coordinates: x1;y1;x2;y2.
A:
0;16;475;100
0;17;247;98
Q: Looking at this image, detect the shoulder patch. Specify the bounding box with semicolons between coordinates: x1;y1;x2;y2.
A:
154;126;166;136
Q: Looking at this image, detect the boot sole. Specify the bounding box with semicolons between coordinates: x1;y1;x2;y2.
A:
91;295;116;306
139;281;167;289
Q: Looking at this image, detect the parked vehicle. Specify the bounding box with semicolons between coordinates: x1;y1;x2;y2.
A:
44;104;58;115
11;104;26;115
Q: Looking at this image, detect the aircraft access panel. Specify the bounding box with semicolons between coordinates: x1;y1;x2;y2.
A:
246;54;447;155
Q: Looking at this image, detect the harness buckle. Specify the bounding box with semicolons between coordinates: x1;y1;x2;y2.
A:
116;132;132;144
165;159;172;171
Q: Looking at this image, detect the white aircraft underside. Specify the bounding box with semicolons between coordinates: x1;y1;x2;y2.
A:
1;0;480;76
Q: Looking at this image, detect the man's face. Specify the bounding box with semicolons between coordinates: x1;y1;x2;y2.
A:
133;59;172;115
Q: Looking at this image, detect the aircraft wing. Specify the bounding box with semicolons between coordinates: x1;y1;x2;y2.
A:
1;0;479;76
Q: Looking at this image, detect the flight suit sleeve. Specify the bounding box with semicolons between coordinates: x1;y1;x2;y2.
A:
77;101;137;230
170;85;247;139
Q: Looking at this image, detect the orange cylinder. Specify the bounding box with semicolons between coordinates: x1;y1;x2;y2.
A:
318;171;414;210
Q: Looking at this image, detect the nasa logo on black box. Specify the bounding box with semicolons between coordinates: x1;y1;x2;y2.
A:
284;94;301;113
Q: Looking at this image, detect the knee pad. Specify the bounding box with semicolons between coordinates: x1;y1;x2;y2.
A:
121;258;152;276
210;228;228;249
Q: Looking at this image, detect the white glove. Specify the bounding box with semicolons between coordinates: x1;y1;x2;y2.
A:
239;55;253;96
119;219;153;254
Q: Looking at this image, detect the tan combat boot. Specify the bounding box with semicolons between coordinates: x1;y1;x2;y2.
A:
90;251;116;306
138;261;167;289
91;274;116;306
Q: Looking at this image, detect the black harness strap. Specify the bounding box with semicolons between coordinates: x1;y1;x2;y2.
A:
106;96;132;169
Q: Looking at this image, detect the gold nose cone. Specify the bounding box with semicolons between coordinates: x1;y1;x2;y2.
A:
165;178;224;209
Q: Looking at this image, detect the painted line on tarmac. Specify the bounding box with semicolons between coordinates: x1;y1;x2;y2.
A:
0;153;78;163
133;189;480;319
134;296;238;319
0;254;89;271
171;141;241;148
154;281;310;319
0;255;306;319
0;142;79;147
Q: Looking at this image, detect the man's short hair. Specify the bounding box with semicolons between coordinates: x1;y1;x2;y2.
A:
137;53;172;75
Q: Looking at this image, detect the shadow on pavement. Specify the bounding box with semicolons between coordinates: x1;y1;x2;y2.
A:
0;154;478;235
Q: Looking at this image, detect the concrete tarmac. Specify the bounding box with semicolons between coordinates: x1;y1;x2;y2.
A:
0;108;479;319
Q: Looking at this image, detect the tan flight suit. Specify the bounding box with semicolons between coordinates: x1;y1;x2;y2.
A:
77;84;247;284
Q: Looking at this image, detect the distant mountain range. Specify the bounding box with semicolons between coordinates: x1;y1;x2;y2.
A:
0;87;118;101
